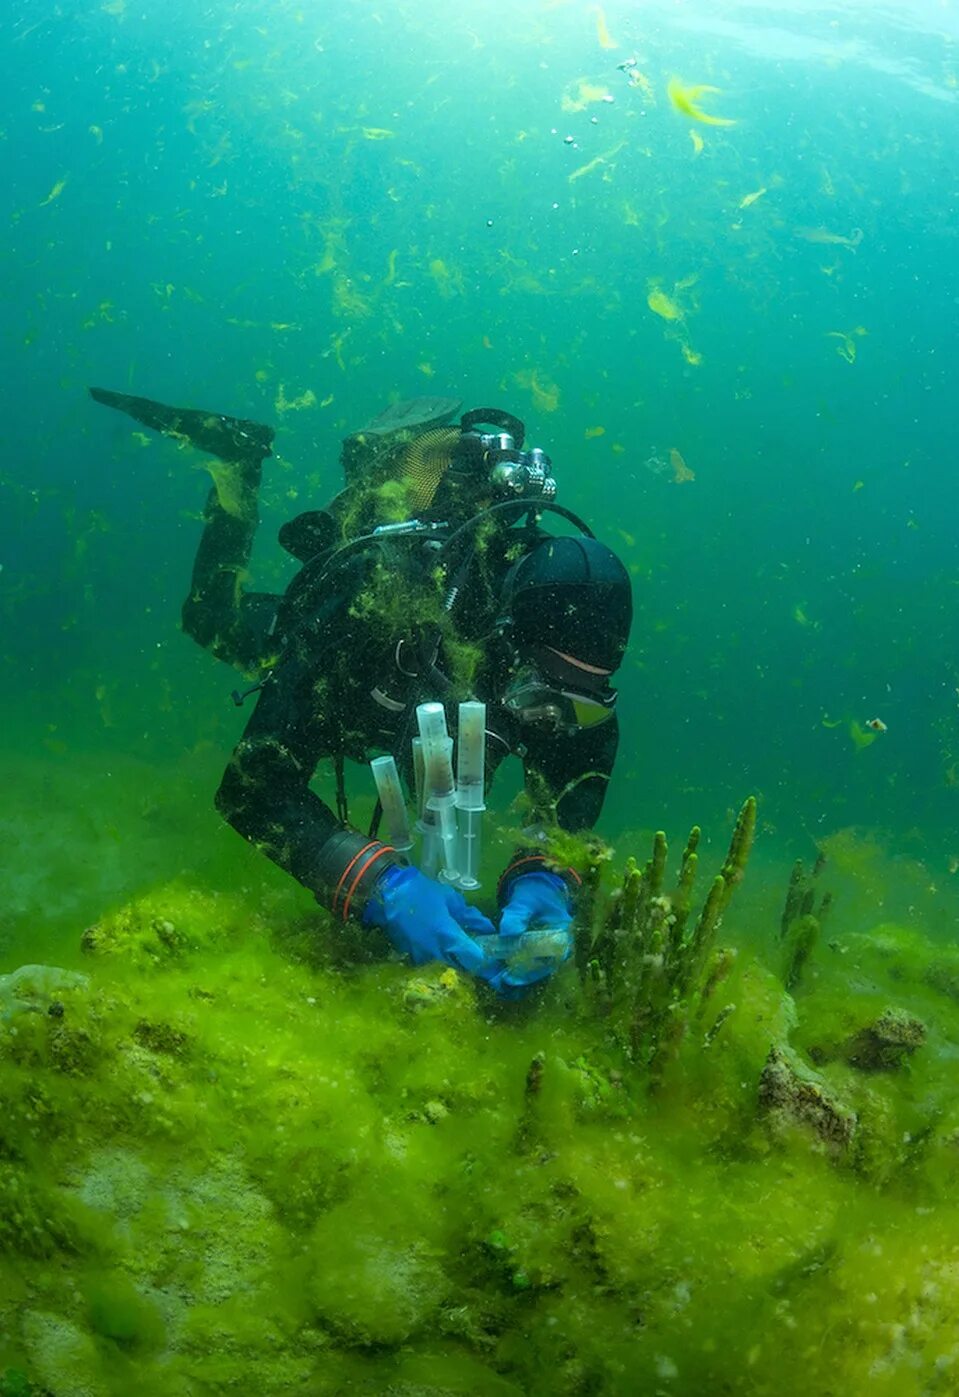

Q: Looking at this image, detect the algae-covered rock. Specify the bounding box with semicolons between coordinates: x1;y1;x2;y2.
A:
383;1348;526;1394
20;1309;107;1397
0;964;88;1025
86;1273;165;1352
308;1210;449;1346
841;923;959;1012
78;883;264;968
758;1043;858;1152
844;1006;926;1071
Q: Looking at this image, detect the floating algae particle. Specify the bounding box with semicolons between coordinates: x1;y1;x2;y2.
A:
795;225;863;250
827;326;867;364
568;140;626;183
647;286;683;321
591;4;617;49
275;385;317;414
669;447;695;483
624;66;656;102
561;79;613;113
849;719;879;752
739;186;768;208
332;273;372;319
428;258;464;299
513;367;560;413
39;176;68;206
667;77;736;126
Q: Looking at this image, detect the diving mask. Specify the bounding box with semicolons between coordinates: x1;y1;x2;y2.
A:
502;665;616;735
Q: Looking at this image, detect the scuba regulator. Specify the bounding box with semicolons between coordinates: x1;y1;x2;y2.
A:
447;408;557;506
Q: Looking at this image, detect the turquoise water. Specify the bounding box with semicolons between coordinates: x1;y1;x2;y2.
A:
3;4;959;1390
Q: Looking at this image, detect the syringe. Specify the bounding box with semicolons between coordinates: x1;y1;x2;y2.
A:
455;700;486;889
370;754;413;853
416;702;459;883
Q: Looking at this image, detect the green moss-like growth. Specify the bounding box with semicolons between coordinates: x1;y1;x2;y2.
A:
4;822;959;1395
778;854;832;991
581;798;757;1073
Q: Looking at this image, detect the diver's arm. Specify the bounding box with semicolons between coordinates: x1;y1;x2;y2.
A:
214;594;403;918
520;713;620;832
498;718;619;902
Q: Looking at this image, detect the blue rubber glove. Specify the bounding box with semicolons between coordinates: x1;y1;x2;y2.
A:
362;865;498;978
493;871;574;992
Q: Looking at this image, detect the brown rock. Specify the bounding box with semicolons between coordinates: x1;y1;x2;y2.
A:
759;1044;857;1151
845;1008;926;1071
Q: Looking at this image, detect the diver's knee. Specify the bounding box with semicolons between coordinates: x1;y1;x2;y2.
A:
182;596;242;666
215;736;296;833
182;594;217;650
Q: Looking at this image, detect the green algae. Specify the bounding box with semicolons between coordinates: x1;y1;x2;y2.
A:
2;844;959;1395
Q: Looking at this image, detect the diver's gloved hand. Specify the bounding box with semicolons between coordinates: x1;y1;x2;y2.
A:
493;871;574;993
362;865;497;977
499;871;573;939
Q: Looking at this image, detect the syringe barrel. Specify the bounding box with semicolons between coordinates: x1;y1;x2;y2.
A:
416;704;454;801
456;701;486;812
424;734;455;801
416;701;448;748
370;755;413;852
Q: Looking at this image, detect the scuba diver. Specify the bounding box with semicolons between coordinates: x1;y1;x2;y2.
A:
90;387;633;995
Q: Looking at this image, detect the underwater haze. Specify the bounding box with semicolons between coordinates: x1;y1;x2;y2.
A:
3;1;959;1394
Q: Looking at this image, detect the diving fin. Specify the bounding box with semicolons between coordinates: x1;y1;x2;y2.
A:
89;386;275;465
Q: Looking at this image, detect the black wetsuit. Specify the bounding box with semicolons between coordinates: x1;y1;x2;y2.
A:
183;471;619;905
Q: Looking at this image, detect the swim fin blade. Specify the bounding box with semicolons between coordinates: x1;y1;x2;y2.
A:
89;387;274;464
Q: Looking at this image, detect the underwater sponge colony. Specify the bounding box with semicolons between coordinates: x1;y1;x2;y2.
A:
2;820;959;1396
